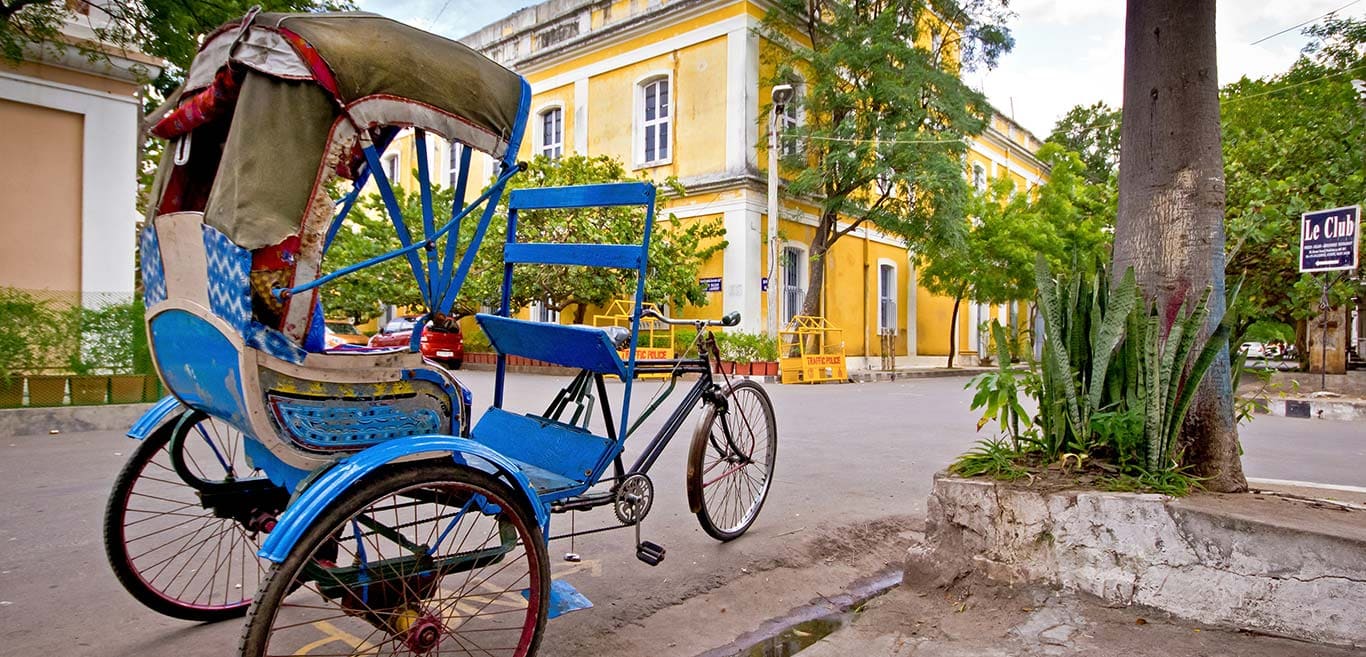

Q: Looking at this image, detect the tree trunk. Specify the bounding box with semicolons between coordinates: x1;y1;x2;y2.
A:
800;211;837;317
947;288;966;369
1113;0;1246;492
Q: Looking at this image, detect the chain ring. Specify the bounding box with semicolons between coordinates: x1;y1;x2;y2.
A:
614;474;654;525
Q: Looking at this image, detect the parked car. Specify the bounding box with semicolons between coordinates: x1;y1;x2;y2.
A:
1240;342;1266;358
323;320;369;348
367;316;464;368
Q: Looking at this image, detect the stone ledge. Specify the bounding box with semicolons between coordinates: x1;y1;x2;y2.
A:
906;473;1366;648
0;402;155;437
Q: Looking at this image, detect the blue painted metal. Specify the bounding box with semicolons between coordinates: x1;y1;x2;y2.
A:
148;309;251;434
258;435;550;563
407;313;430;353
244;438;310;491
362;144;431;304
503;243;644;269
271;398;443;449
284;165;522;302
477;315;627;379
435;144;475;305
538;579;593;619
415;129;439;295
508;182;656;210
471;408;617;485
127;395;183;440
323;169;369;251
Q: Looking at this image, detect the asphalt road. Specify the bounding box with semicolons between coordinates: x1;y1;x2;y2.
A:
0;372;1360;657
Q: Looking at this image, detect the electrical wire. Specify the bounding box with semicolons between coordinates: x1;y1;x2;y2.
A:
1249;0;1362;46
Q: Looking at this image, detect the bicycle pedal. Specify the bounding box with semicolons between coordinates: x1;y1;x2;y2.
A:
636;541;665;566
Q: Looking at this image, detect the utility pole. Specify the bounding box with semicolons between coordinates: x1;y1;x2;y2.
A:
767;84;793;339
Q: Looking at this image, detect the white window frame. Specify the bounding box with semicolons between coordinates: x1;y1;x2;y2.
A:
536;104;564;159
445;139;465;189
529;300;560;324
381;152;400;186
635;73;673;168
877;259;898;333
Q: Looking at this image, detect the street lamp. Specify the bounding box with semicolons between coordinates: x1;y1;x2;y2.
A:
768;84;794;338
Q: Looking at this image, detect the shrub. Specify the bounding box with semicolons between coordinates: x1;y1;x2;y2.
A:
713;331;778;363
955;260;1237;493
0;288;74;384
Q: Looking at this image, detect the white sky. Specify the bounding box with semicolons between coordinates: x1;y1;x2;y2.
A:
359;0;1365;138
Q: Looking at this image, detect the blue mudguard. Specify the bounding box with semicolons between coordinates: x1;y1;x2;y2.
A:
126;395;184;440
258;435;550;563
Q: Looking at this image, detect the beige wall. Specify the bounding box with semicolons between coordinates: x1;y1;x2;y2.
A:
0;97;83;292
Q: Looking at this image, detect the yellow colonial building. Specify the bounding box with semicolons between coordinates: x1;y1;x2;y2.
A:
384;0;1049;367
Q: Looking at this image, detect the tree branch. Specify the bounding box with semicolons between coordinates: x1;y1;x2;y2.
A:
1;0;51;22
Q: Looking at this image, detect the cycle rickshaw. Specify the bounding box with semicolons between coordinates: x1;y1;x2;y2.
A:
103;10;778;656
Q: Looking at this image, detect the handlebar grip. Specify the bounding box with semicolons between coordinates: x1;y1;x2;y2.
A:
721;311;741;327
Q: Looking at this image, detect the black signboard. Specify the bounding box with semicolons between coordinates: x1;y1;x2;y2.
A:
1299;205;1360;273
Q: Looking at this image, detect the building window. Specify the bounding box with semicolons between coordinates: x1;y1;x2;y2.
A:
638;76;670;166
447;140;464;189
381;152;400;186
539;107;563;159
971;163;986;192
878;263;897;332
529;300;560;324
782;246;806;325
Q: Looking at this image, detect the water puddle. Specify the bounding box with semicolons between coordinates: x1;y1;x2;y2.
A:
739;615;851;657
699;568;902;657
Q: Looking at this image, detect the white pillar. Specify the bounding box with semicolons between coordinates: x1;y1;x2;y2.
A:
722;205;763;333
573;78;588;154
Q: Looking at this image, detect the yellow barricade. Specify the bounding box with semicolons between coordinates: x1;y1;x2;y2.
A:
779;316;848;384
593;300;675;378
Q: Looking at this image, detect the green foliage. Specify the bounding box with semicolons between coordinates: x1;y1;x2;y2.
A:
955;263;1236;495
462;325;491;353
713;331;778;364
949;438;1028;481
966;323;1032;444
69;300;150;376
1221;16;1365;341
758;0;1013;312
1045;101;1122;185
0;288;69;383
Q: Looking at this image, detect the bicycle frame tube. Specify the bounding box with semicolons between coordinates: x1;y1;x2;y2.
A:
626;365;713;476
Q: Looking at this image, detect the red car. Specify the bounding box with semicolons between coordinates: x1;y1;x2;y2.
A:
367;316;464;369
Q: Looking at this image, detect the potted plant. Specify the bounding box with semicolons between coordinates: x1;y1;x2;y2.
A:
0;374;21;408
26;375;67;406
142;375;163;402
110;374;147;403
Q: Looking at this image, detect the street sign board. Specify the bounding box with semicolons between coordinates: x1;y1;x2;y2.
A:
1299;205;1359;273
699;277;722;293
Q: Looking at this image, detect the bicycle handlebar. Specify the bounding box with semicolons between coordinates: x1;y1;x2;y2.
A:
641;308;740;328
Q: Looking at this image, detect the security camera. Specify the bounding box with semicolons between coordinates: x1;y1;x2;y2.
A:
772;84;795;108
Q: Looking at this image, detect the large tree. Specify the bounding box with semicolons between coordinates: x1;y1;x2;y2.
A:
759;0;1013;317
918;177;1040;367
1113;0;1245;492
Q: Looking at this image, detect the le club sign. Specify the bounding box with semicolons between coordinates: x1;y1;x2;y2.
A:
1299;206;1360;273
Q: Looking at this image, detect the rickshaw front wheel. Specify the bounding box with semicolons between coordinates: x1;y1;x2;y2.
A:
239;461;549;657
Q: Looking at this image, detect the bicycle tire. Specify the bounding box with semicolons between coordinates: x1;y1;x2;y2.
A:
685;380;778;541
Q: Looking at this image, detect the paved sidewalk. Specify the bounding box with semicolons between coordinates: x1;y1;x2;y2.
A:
793;576;1361;657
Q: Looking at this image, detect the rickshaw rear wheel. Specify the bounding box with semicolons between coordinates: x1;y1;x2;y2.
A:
103;410;277;622
239;461;549;657
686;380;779;542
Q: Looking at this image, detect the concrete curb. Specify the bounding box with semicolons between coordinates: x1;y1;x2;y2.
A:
850;367;1008;382
907;473;1366;648
1261;396;1366;421
0;402;154;437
